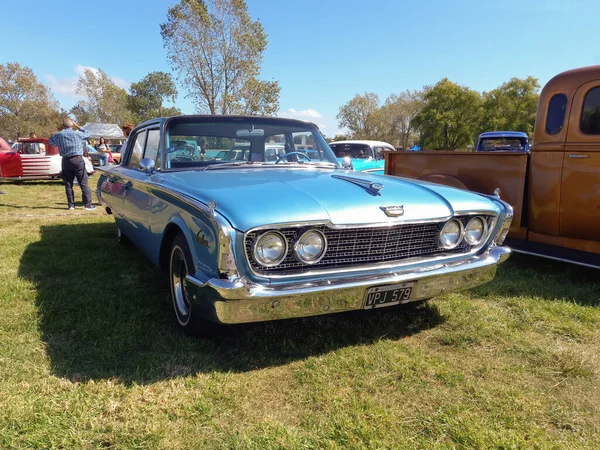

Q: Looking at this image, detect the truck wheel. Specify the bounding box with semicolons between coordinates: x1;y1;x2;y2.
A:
169;233;223;337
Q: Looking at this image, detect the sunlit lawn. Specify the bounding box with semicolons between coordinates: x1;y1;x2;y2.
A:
0;180;599;449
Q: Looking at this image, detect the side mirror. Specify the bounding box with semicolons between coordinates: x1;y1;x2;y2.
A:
139;158;156;175
341;157;353;170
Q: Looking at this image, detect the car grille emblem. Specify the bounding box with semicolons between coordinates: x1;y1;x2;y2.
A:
380;205;404;217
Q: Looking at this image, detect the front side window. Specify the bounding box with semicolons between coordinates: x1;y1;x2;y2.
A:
580;87;600;134
144;129;161;169
545;93;567;135
164;117;338;170
127;130;146;168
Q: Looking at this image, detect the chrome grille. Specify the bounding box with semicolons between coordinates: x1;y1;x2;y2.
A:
245;218;475;275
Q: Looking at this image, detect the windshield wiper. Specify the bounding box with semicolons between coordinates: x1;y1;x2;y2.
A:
276;161;337;168
203;161;267;170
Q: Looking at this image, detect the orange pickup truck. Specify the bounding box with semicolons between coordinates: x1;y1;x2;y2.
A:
385;66;600;268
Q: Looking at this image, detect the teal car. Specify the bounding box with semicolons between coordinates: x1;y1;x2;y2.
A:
329;140;396;174
96;116;513;336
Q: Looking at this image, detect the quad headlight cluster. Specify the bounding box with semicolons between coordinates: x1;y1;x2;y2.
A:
253;229;327;267
439;216;488;249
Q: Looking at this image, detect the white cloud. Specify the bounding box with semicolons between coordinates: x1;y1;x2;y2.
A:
46;64;130;99
279;108;324;120
278;108;328;131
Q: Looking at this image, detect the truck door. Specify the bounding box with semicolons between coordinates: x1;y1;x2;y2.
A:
560;81;600;241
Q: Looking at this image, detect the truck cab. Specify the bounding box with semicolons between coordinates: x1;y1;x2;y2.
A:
385;65;600;267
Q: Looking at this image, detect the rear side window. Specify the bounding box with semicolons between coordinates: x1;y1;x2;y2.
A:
580;87;600;134
545;94;567;135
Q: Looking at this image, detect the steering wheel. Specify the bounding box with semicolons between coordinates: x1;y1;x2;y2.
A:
275;151;312;164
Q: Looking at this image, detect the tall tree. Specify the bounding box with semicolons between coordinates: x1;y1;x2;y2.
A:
377;90;424;148
74;68;134;124
480;76;540;137
414;78;482;150
336;92;380;139
161;0;280;115
235;77;280;115
129;71;181;122
0;62;61;140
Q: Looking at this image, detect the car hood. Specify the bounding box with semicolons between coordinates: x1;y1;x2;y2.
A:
161;168;501;231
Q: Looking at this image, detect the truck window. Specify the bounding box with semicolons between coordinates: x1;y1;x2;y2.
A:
545;93;567;135
580;87;600;134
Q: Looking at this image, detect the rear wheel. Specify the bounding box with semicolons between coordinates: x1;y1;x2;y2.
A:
169;233;223;337
116;226;131;245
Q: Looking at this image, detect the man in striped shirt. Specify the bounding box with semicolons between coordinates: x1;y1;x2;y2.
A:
49;117;96;210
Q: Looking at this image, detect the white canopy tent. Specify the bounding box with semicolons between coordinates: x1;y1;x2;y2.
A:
81;123;126;141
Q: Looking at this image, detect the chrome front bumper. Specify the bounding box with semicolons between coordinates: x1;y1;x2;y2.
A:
184;246;511;324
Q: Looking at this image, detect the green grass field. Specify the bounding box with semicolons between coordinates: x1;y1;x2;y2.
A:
0;180;599;449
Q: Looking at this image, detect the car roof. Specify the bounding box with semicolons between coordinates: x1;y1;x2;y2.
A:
329;140;395;148
478;131;528;139
135;115;319;131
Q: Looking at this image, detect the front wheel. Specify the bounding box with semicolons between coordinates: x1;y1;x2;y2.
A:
169;233;223;337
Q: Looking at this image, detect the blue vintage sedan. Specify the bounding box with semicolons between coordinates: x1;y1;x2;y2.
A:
329;140;396;174
96;116;513;335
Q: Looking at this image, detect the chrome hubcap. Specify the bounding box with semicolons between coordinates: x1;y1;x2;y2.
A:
172;249;190;323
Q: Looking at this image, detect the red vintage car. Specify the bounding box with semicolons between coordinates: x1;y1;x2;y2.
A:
0;138;62;181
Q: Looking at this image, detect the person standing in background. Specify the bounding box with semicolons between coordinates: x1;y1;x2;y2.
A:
95;137;111;166
48;117;96;211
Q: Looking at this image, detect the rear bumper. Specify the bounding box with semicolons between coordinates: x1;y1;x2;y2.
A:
184;246;511;324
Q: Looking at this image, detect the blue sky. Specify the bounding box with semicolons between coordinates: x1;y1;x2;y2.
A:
2;0;599;136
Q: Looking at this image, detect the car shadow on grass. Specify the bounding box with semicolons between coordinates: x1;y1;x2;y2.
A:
19;222;445;384
472;253;600;306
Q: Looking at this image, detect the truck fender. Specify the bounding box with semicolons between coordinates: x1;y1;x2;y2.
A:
418;173;469;190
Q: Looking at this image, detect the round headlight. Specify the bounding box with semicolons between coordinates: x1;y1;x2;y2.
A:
464;216;487;245
294;229;327;264
253;231;287;267
439;219;464;249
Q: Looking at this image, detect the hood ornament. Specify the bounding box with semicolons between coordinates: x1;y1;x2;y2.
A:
380;205;404;217
331;174;384;196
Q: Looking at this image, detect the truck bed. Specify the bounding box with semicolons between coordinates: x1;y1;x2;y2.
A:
384;151;529;237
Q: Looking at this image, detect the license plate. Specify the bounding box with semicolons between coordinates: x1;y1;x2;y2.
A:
364;282;415;309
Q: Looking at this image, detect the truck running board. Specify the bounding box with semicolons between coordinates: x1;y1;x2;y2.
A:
505;238;600;270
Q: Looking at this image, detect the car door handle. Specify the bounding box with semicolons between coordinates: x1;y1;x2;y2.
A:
123;181;133;190
568;154;588;158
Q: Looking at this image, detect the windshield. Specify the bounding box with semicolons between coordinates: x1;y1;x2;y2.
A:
164;117;339;170
329;143;374;159
478;137;528;151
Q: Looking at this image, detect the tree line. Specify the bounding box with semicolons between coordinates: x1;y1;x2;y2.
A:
0;62;182;140
1;0;539;148
0;0;280;140
336;76;540;150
